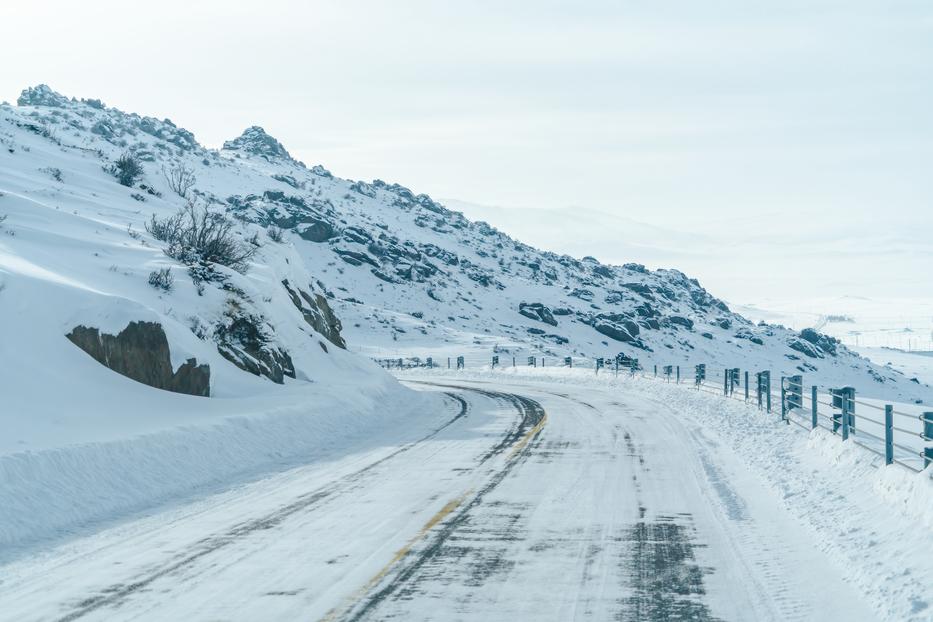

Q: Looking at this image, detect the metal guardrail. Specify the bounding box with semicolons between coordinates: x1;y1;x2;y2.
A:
376;353;933;474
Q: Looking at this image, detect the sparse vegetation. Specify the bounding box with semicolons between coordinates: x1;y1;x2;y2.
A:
162;164;196;198
146;201;256;274
148;267;175;291
40;167;63;182
110;151;144;187
267;226;284;242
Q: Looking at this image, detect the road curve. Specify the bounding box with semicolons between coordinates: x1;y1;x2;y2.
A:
0;378;876;621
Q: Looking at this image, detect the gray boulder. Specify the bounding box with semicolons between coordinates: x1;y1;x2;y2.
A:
519;302;558;326
66;322;210;396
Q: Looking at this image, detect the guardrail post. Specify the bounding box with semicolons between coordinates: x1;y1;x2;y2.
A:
811;386;818;429
745;371;749;401
676;365;680;383
781;376;787;421
447;357;451;369
884;405;893;465
765;372;772;413
723;370;728;396
923;412;933;468
654;364;657;377
513;356;516;367
841;391;850;441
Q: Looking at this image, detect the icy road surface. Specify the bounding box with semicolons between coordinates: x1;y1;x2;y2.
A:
0;379;876;621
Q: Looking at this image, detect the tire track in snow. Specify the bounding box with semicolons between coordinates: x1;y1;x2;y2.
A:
328;386;547;622
52;392;472;622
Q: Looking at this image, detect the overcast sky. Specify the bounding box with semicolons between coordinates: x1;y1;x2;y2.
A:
4;1;931;304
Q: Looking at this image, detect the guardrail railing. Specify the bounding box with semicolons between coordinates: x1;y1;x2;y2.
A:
377;353;932;475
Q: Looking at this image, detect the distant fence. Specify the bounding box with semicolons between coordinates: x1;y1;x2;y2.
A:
376;354;933;474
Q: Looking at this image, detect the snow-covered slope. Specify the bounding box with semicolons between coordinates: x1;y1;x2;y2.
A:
2;84;928;408
0;86;448;553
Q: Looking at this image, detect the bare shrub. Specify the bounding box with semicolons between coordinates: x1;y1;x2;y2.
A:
148;267;174;291
162;164;196;198
40;167;63;182
267;225;284;242
110;151;144;186
145;201;256;274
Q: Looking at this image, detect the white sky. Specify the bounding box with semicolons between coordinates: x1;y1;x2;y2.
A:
4;0;931;305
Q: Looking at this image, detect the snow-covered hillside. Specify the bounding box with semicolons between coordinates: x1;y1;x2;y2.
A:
0;85;445;553
1;84;929;408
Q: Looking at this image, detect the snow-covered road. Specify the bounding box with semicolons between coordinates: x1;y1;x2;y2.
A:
0;378;879;621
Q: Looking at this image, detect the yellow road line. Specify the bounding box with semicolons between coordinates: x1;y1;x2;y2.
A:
508;414;547;460
319;489;472;622
321;406;547;621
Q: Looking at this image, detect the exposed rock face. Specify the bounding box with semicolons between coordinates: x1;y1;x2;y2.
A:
282;279;346;348
789;338;824;359
66;322;210;396
622;282;654;299
569;288;594;302
223;126;296;163
668;316;694;330
297;220;336;242
734;328;764;345
593;313;642;345
800;328;838;356
18;84;69;107
519;302;558;326
215;315;295;384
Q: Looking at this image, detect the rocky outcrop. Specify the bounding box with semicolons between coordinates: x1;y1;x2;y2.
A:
18;84;69;107
569;288;594;302
799;328;838;356
593;313;641;345
66;322;210;396
788;329;838;359
788;338;823;359
668;316;694;330
519;302;558;326
734;328;764;345
215;314;295;384
334;248;379;268
282;279;346;348
297;220;336;242
223;126;297;163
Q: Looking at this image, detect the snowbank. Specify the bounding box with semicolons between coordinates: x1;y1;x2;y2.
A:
0;381;447;559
